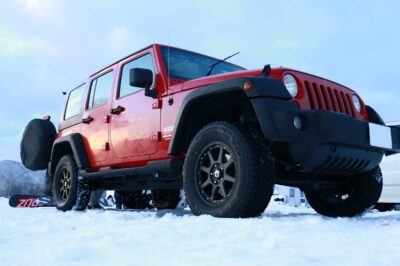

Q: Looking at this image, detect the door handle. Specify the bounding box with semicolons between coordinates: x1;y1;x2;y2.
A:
110;105;125;115
82;116;94;124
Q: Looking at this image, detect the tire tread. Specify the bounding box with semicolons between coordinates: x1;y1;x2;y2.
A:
184;121;275;218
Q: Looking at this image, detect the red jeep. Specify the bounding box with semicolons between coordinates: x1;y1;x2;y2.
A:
20;44;400;217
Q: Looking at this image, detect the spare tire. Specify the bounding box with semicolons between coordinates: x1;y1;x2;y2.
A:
20;119;57;171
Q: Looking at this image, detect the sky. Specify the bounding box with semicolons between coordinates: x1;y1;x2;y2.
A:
0;0;399;161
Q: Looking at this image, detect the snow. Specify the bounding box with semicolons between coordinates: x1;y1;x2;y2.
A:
1;199;400;266
1;160;400;265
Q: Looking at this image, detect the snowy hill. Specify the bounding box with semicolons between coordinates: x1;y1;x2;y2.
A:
0;160;45;198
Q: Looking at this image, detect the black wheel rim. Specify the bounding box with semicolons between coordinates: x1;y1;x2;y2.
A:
196;142;237;205
58;167;72;202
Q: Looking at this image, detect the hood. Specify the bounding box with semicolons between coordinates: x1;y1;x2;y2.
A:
178;66;356;95
181;69;265;91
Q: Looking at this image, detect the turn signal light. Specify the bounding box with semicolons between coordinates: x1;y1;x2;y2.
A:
243;82;254;91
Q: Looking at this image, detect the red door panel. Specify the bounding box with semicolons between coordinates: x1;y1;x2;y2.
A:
110;51;161;159
82;69;115;165
110;93;160;158
82;107;110;163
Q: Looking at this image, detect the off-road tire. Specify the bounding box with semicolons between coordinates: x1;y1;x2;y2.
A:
20;119;57;171
183;121;275;218
73;176;91;211
52;155;79;211
305;166;383;217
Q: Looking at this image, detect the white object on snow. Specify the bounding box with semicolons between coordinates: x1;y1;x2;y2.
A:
379;121;400;204
380;154;400;204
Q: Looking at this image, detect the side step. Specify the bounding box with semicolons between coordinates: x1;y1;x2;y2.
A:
79;159;184;191
80;159;183;179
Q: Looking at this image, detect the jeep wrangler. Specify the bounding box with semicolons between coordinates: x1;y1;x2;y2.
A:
20;44;400;217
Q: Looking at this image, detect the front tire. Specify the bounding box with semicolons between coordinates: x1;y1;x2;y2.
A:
305;166;383;217
183;121;275;218
52;155;79;211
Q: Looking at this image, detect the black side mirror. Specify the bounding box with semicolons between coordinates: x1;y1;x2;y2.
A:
129;68;158;98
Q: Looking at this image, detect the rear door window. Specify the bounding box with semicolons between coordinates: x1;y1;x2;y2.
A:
88;71;114;109
64;84;85;120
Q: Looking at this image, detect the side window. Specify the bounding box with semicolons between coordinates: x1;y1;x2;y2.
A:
119;54;155;98
64;84;85;120
88;71;114;109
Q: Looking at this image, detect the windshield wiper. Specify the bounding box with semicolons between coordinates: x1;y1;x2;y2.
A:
206;52;240;76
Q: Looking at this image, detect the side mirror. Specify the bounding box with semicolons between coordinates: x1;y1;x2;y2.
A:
129;68;158;98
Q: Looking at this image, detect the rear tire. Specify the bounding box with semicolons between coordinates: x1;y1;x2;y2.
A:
52;155;79;211
305;166;383;217
183;121;275;218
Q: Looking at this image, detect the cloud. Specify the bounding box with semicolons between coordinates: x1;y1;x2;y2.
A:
0;27;59;57
0;138;21;161
0;28;33;55
108;27;133;52
0;0;399;161
17;0;67;30
107;27;148;57
19;0;60;19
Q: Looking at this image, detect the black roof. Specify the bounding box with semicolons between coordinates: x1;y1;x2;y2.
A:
90;44;155;77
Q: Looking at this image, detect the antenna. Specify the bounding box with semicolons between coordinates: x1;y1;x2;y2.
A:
167;31;170;88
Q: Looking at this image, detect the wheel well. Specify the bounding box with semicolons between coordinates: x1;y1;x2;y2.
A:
170;91;259;154
50;142;74;175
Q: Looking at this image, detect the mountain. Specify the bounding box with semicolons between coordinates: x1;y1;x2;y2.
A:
0;160;45;198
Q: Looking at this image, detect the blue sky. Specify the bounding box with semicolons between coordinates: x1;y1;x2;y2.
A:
0;0;399;161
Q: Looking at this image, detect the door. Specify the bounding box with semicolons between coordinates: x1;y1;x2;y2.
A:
110;53;160;159
82;70;114;164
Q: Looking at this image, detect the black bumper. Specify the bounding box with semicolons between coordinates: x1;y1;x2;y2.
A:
252;98;400;175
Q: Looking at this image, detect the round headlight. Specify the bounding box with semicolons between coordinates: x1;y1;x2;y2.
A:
352;95;361;113
283;74;298;97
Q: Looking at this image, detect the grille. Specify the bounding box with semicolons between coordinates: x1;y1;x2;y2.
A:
303;81;355;118
314;156;370;174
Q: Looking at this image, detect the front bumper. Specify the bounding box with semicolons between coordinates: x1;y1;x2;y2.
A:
252;98;400;175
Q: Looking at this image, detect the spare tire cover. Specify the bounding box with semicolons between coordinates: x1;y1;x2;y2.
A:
20;119;57;171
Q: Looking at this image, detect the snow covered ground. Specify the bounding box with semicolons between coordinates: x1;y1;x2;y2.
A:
1;198;400;266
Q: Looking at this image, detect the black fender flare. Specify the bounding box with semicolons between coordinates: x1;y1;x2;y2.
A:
168;76;292;154
48;134;91;176
366;105;385;125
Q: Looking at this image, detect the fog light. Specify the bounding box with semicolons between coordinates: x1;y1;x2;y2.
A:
294;116;302;130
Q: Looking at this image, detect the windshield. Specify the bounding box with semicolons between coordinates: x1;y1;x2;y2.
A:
160;46;246;81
